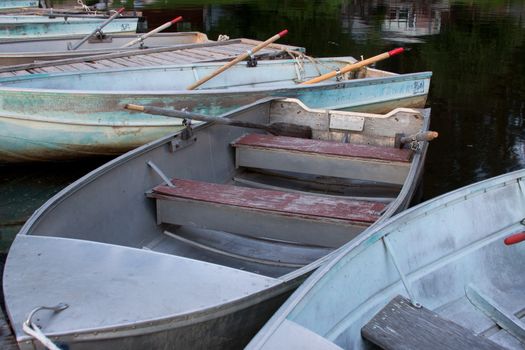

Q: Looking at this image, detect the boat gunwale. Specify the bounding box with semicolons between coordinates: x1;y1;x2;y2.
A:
0;68;433;95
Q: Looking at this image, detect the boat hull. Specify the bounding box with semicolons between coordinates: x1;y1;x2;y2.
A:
3;99;432;349
0;15;139;39
248;170;525;349
0;0;39;10
0;32;210;65
0;70;431;162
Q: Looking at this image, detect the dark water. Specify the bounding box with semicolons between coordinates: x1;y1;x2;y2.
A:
1;0;524;251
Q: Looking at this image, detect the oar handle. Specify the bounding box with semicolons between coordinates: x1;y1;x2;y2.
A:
301;47;405;85
187;29;288;90
120;16;183;48
504;232;525;245
400;131;439;143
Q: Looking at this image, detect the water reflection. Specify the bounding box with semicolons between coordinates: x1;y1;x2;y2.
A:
2;0;524;252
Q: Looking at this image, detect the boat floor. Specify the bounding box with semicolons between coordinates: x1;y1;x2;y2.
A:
146;225;331;278
436;288;525;349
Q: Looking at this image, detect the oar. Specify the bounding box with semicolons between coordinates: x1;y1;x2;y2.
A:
395;131;439;148
120;16;183;48
300;48;405;85
67;8;125;51
186;29;289;90
125;104;312;138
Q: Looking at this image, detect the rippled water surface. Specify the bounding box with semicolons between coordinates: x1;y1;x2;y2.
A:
1;0;524;251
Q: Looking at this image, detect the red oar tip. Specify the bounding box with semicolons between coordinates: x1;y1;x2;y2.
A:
171;16;183;24
278;29;289;38
504;232;525;245
388;47;405;56
116;7;125;13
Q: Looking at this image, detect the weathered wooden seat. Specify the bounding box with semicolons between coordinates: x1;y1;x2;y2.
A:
361;295;505;350
232;134;413;185
149;179;386;247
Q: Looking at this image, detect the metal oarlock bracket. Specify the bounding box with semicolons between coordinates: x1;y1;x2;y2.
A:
383;235;421;308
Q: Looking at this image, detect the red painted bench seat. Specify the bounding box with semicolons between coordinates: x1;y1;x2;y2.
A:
232;134;412;163
152;179;386;224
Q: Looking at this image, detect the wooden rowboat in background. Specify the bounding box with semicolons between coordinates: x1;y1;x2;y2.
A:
248;169;525;350
3;97;434;348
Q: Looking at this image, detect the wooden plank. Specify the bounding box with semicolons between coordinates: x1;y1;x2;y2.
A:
156;51;196;63
361;295;505;350
106;57;135;68
141;53;176;65
89;59;126;69
152;179;385;224
183;48;228;60
232;134;412;163
150;179;379;247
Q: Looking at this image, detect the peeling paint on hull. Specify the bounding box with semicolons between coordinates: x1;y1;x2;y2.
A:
0;15;139;39
0;59;431;162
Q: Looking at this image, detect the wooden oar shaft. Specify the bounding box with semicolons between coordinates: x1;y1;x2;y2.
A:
121;16;183;48
187;29;288;90
301;48;405;85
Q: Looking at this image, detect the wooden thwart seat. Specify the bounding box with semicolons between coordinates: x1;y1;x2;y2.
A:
232;134;412;185
361;295;505;350
149;179;386;248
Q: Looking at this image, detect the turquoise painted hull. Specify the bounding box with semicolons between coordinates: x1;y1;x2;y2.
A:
248;169;525;349
0;15;139;39
0;58;432;162
0;0;39;9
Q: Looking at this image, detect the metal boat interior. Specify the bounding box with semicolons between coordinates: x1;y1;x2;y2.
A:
3;98;431;349
247;169;525;350
0;32;211;65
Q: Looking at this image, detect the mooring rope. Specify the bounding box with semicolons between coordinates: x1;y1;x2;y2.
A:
23;321;62;350
76;0;93;13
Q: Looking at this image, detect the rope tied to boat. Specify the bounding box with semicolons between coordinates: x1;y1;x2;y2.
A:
77;0;94;13
284;49;352;83
23;303;68;350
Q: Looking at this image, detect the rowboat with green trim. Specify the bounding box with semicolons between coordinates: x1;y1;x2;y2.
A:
0;56;431;162
0;32;211;65
0;14;139;39
0;0;39;10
